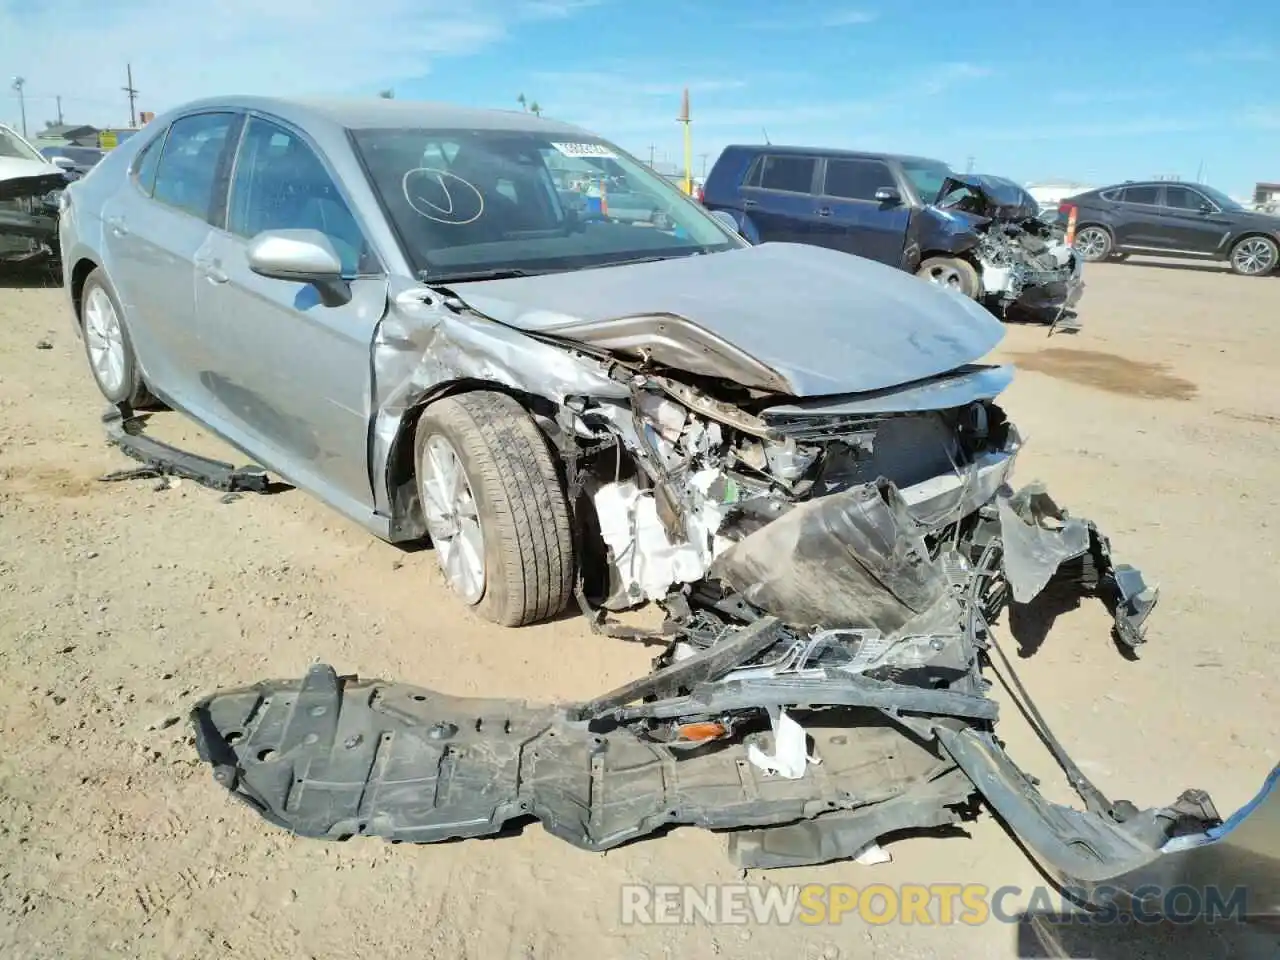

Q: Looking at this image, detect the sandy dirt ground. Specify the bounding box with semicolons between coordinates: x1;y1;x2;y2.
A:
1;258;1277;960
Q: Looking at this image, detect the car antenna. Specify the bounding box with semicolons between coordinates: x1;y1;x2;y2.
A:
761;127;771;145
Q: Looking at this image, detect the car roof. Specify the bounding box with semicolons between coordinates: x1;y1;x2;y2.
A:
160;95;591;138
722;144;946;166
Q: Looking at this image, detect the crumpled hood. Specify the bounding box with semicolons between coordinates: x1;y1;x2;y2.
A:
0;157;68;201
444;243;1005;397
937;174;1041;222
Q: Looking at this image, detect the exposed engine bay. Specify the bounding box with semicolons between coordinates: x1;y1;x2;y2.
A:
931;174;1083;325
0;171;64;266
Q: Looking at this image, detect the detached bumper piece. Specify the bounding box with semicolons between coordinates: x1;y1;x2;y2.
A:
191;662;1277;918
101;406;270;493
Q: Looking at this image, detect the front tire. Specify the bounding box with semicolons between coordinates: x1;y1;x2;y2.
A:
414;391;575;627
1073;225;1112;262
916;256;980;298
79;268;156;409
1229;235;1278;277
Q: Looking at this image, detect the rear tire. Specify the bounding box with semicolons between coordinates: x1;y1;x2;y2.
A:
1229;235;1278;277
1073;225;1112;262
916;256;980;298
79;268;157;409
414;391;575;627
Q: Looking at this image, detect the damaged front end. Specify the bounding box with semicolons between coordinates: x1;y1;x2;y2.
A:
0;170;64;267
928;174;1084;326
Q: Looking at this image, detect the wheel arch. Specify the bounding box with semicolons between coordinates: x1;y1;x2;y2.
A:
383;379;567;542
68;256;100;326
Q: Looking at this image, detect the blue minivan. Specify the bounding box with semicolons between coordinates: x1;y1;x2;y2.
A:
701;145;1084;323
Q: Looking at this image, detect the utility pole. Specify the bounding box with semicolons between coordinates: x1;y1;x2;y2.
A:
55;95;63;125
648;144;656;167
965;155;975;174
699;152;710;178
10;77;26;138
123;63;139;128
677;87;692;196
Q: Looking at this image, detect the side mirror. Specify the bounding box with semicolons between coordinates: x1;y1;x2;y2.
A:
50;156;75;170
709;209;743;237
874;187;902;205
1199;202;1214;215
247;229;350;305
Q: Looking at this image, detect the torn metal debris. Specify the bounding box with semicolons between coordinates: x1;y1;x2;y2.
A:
101;405;271;494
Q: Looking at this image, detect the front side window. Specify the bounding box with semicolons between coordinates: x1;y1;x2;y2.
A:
1164;185;1209;211
899;158;953;204
758;155;816;193
351;128;740;280
228;117;372;275
823;159;894;201
151;112;235;221
1120;185;1159;205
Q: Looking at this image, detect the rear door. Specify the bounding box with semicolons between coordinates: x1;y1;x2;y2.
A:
815;157;910;265
1110;184;1169;248
1158;184;1234;255
99;111;239;410
193;113;388;515
739;153;821;244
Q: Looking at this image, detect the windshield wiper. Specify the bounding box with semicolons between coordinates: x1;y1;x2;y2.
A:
420;267;541;284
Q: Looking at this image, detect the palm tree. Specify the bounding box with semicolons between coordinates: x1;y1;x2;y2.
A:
516;93;527;111
529;101;542;117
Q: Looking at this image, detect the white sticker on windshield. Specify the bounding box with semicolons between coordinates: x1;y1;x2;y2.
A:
550;141;617;159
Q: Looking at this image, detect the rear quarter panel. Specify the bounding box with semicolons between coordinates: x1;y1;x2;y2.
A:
702;146;756;212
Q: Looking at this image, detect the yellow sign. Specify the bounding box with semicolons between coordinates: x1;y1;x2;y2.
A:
98;131;118;150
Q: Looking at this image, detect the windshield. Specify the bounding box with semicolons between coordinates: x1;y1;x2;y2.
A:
0;126;44;163
351;128;741;280
899;158;954;204
1197;184;1243;212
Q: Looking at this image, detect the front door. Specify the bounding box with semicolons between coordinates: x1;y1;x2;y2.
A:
193;114;388;517
1158;184;1235;255
815;157;910;265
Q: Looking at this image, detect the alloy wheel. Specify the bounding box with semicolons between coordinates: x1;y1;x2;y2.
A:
419;435;486;603
1232;238;1277;276
83;285;126;396
923;263;965;290
1074;227;1109;261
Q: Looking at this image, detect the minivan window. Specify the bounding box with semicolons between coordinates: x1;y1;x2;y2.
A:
823;158;893;201
1120;185;1159;205
758;155;816;194
228;116;372;275
151;112;235;221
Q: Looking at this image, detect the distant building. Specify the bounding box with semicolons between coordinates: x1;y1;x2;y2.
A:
33;123;101;148
1253;181;1280;212
1024;180;1093;212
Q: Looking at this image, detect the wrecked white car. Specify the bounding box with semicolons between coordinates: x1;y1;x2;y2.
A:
0;123;65;266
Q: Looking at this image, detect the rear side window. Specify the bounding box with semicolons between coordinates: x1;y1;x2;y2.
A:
131;133;166;196
758;155;817;194
823;159;893;201
151;112;236;222
1120;185;1158;205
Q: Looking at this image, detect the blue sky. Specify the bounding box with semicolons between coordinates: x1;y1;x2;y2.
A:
3;0;1277;196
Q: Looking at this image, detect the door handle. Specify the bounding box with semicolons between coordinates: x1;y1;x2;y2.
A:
106;216;128;237
197;261;229;284
742;199;758;208
816;207;832;217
